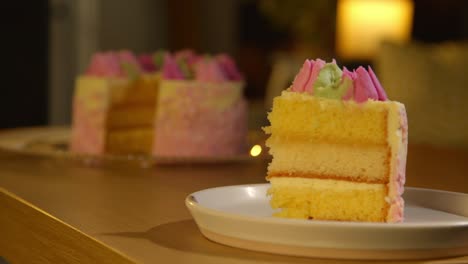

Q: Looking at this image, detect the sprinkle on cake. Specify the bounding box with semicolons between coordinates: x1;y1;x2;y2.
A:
265;59;408;222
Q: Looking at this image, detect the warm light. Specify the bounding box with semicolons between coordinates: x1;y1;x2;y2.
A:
250;145;262;157
245;187;257;198
336;0;414;60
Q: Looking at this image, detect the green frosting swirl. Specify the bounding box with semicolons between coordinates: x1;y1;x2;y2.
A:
313;63;351;99
152;50;166;69
121;62;139;80
176;58;193;79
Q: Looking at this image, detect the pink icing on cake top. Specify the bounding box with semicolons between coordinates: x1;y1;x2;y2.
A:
85;50;243;82
134;50;244;82
291;60;313;93
118;50;140;66
342;67;355;100
216;54;243;81
162;54;185;80
306;59;326;94
85;51;142;78
290;58;388;102
354;66;379;103
175;49;200;66
163;53;243;82
368;66;388;101
193;58;227;82
138;54;157;72
85;53;121;77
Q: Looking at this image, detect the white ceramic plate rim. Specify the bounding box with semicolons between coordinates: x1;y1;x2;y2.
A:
186;184;468;259
186;183;468;229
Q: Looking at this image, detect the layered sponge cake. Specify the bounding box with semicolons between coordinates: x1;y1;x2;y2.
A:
265;59;407;222
71;50;247;157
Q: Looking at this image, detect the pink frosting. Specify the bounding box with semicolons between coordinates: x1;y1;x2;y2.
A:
194;58;228;82
368;66;388;101
153;83;247;157
118;50;141;67
85;52;121;77
175;49;200;66
305;59;326;93
163;53;243;82
162;54;185;80
354;66;379;103
291;60;314;93
85;50;243;82
342;67;355;100
290;58;329;93
290;58;388;102
85;51;141;77
387;107;408;222
70;91;107;154
216;54;243;81
138;54;157;72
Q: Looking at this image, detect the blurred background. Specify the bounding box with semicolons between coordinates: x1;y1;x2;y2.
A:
2;0;468;148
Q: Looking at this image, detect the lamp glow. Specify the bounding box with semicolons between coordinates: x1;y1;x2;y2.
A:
336;0;414;60
250;145;262;157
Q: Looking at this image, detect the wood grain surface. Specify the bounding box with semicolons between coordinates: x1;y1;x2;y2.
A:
0;135;467;263
0;188;134;264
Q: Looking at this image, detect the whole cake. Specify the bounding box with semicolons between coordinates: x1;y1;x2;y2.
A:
265;59;408;222
71;50;247;157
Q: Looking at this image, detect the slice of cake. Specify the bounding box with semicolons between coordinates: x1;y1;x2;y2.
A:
265;59;407;222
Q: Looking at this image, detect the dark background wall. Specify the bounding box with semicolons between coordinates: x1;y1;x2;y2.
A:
0;0;467;128
1;1;49;128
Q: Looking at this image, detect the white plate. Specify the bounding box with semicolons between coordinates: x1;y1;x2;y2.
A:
186;184;468;260
0;126;266;166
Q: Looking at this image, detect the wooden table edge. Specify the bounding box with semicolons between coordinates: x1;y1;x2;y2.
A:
0;187;137;264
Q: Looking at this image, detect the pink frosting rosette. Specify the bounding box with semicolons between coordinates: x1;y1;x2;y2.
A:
85;50;142;78
291;58;388;102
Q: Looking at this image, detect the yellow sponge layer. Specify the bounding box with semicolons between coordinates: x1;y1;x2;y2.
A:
107;105;155;129
74;74;159;110
75;75;160;155
268;177;387;222
106;128;154;154
266;91;390;145
267;141;389;182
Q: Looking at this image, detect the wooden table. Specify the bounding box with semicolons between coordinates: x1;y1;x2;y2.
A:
1;138;467;263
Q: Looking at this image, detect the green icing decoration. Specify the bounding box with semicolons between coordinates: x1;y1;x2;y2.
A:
313;63;351;99
152;50;166;69
176;58;193;79
121;62;139;81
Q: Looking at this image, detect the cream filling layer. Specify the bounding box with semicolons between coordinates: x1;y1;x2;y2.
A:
269;177;385;191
